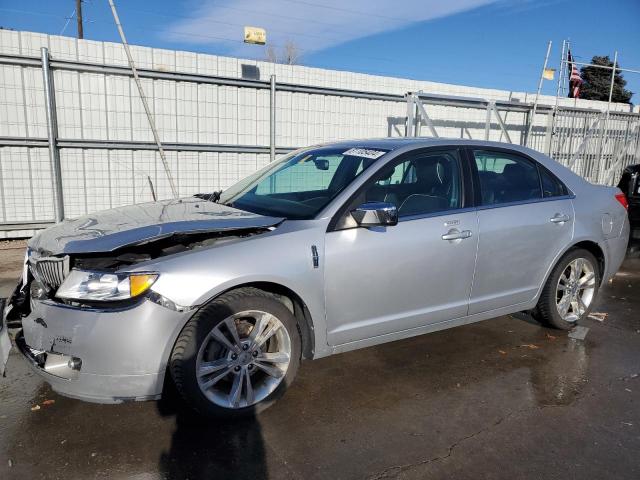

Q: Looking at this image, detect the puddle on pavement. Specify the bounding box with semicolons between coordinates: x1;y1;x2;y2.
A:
528;339;588;406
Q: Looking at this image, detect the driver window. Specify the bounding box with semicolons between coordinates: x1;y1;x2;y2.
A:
375;162;412;186
362;150;462;217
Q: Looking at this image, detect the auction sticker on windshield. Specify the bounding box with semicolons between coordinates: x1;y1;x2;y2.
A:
342;148;387;159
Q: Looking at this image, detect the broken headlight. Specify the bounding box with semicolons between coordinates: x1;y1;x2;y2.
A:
55;270;158;302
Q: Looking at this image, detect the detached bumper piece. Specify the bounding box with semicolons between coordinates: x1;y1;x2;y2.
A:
15;330;82;380
1;298;11;377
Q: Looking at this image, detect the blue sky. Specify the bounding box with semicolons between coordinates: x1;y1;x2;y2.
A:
1;0;639;100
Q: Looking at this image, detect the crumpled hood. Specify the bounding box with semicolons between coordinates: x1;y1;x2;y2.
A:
29;197;284;255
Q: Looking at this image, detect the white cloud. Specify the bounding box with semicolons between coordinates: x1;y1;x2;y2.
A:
164;0;498;58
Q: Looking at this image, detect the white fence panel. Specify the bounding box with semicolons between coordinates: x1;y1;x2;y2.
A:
0;30;638;237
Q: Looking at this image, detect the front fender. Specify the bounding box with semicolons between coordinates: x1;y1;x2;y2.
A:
137;221;332;358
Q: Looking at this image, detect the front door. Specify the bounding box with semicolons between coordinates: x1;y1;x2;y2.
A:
324;149;478;346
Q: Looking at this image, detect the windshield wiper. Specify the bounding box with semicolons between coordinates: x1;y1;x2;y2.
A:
210;190;223;203
193;190;223;203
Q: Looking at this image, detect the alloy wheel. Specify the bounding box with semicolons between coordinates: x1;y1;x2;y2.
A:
555;257;597;322
195;310;291;409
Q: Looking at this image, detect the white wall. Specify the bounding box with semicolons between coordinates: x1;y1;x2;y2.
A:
0;30;634;236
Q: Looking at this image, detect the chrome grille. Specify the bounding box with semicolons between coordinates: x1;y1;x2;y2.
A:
31;256;70;289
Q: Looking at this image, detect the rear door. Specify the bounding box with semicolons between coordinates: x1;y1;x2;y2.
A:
468;148;574;314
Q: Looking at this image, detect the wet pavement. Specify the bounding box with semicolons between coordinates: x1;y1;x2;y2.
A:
0;242;639;479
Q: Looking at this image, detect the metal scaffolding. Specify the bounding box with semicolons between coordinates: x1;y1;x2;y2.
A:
404;91;640;186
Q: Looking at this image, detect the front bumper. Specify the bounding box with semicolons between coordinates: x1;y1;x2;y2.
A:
14;296;193;403
0;299;10;377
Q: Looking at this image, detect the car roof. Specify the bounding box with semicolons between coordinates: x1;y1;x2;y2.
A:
314;137;588;192
316;137;540;155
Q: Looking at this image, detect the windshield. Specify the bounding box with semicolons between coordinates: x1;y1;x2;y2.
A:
219;146;389;219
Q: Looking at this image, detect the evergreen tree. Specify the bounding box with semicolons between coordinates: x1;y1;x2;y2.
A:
580;55;633;103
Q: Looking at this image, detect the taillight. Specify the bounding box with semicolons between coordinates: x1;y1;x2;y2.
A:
615;192;629;210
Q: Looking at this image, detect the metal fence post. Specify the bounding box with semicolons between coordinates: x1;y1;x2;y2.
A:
544;111;554;155
41;47;64;222
270;75;276;162
484;102;493;140
596;51;618;169
405;94;414;137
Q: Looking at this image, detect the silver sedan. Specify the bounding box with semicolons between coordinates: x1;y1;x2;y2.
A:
2;138;630;416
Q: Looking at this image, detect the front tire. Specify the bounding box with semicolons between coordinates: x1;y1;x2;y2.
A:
170;288;301;417
534;248;600;330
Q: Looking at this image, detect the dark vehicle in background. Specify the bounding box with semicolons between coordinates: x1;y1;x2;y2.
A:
617;164;640;250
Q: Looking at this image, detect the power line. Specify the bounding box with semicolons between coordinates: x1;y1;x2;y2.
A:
59;8;75;35
0;7;415;66
277;0;413;23
49;0;346;35
107;0;178;198
3;5;556;73
3;7;621;90
0;8;303;51
123;8;343;42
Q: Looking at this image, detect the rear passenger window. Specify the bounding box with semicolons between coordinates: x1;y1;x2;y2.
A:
540;167;567;198
473;150;542;205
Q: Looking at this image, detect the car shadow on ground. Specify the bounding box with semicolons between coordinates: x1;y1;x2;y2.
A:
155;379;269;480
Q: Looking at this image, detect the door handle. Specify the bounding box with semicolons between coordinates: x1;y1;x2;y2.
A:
550;213;571;224
441;229;473;241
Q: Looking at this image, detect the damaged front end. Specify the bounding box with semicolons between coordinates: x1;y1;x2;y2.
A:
10;226;272;314
3;198;283;400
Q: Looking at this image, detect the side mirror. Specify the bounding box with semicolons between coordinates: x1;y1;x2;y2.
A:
351;202;398;227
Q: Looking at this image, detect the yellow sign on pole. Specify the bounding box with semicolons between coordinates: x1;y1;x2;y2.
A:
244;26;266;45
543;68;556;80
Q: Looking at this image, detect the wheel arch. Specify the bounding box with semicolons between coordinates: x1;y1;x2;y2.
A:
533;238;606;306
571;240;605;282
201;281;316;360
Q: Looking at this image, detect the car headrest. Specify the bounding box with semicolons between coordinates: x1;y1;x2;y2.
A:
502;163;526;182
414;157;448;185
378;167;395;182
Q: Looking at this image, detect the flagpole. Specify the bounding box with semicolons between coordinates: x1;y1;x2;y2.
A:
569;41;578;107
597;51;618;169
526;41;552;148
606;51;618;117
554;40;566;107
549;39;566;155
565;40;574;103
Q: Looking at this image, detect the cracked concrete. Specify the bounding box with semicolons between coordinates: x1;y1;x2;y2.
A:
366;387;602;480
0;245;639;480
367;410;522;480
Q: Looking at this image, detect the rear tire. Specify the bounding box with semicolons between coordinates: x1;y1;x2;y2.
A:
534;248;600;330
170;287;301;418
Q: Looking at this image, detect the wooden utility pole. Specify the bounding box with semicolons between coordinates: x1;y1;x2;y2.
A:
76;0;83;39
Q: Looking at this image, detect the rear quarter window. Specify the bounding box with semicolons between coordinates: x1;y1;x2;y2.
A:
540;166;568;198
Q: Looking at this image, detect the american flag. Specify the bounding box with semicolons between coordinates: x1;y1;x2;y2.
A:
567;49;583;99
